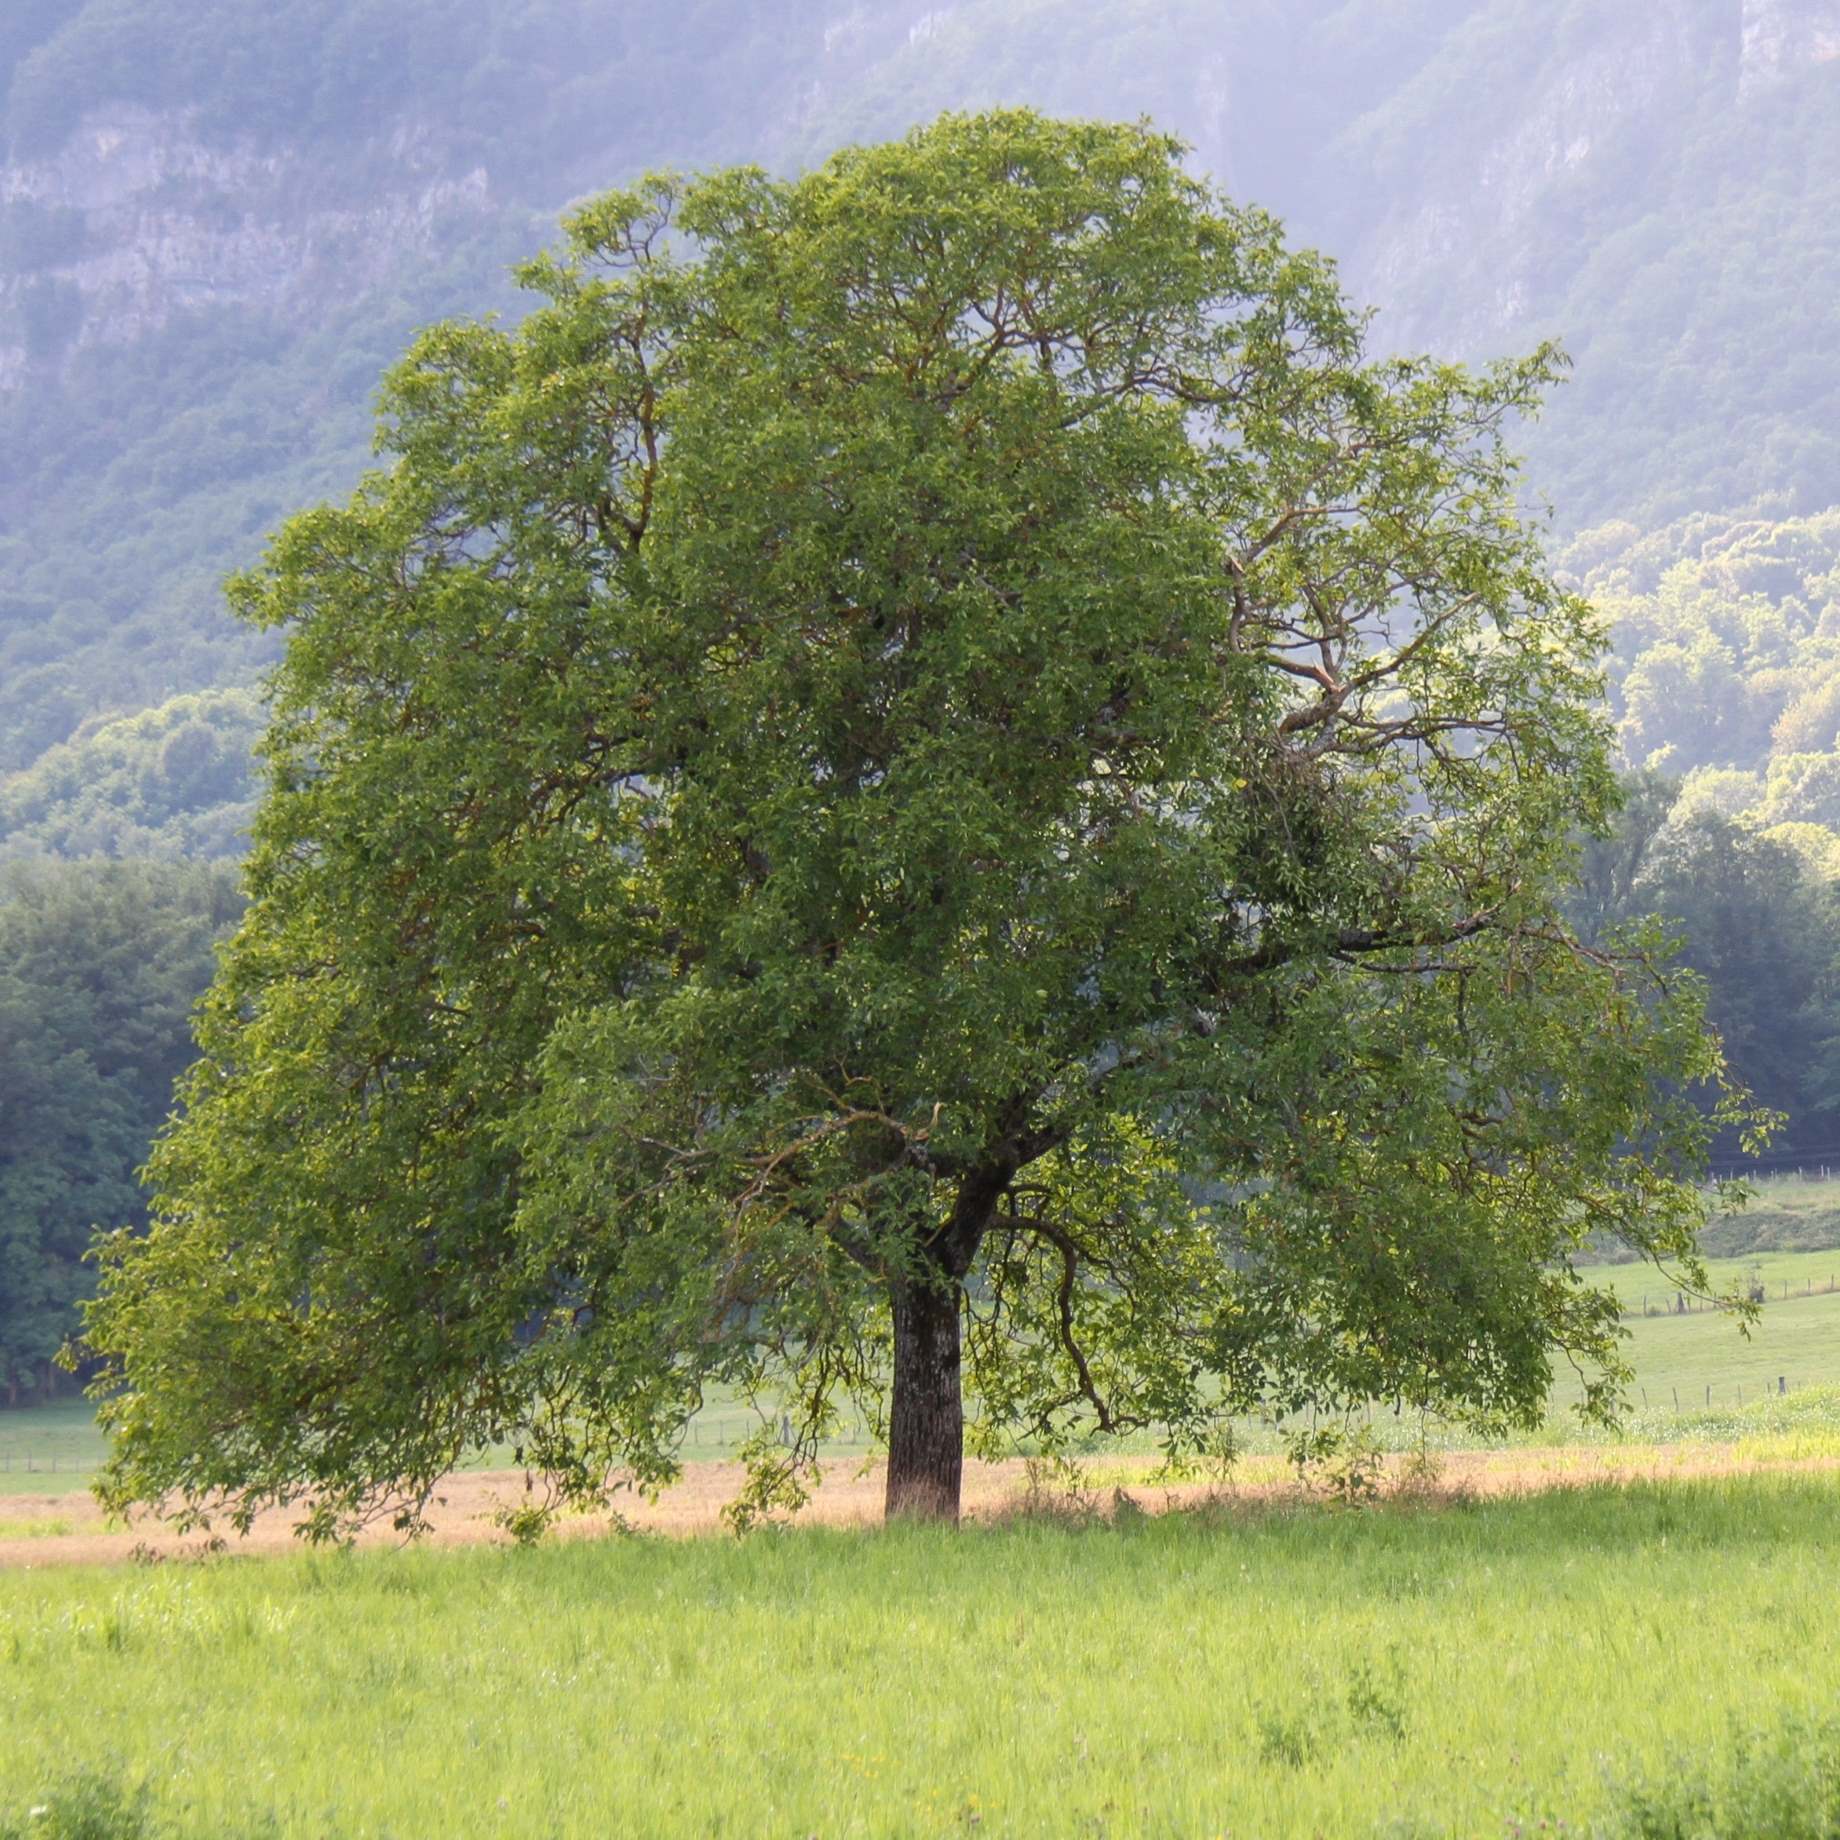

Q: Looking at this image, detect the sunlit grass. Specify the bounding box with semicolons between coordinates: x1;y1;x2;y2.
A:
0;1471;1836;1836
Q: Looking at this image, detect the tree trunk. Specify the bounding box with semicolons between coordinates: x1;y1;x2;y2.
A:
885;1277;964;1523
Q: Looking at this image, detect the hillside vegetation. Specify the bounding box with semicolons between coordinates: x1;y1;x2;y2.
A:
0;689;262;860
4;3;1840;1411
2;0;1839;828
0;0;813;174
0;859;241;1401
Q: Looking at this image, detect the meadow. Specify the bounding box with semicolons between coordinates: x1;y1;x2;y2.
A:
2;1226;1839;1835
1543;1246;1840;1418
1;1472;1838;1837
1687;1172;1840;1257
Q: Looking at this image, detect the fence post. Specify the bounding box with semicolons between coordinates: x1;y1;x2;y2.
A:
1780;1376;1787;1395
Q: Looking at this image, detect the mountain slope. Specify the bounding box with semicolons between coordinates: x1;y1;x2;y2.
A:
1;0;1838;837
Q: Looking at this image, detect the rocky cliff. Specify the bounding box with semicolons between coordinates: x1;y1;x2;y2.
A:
1742;0;1840;96
0;0;1836;811
7;0;1838;392
0;105;494;388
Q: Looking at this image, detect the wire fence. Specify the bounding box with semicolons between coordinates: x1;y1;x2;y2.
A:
0;1450;99;1478
1709;1158;1840;1181
1625;1272;1840;1317
1633;1377;1803;1411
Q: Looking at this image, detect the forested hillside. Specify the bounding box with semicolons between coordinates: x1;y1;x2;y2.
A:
4;1;1840;1390
2;0;1838;834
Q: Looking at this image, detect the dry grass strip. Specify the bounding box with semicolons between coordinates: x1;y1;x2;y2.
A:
2;1442;1835;1570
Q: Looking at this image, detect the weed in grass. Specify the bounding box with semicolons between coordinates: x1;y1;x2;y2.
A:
0;1769;150;1840
1253;1654;1409;1776
1109;1486;1149;1529
1344;1654;1410;1745
1255;1703;1322;1770
1296;1422;1388;1505
1012;1453;1101;1524
1597;1715;1840;1839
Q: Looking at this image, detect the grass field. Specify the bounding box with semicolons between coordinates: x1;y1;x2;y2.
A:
0;1471;1837;1836
1572;1171;1840;1261
4;1246;1839;1834
1544;1248;1840;1418
1596;1245;1840;1308
0;1401;101;1498
0;1393;897;1500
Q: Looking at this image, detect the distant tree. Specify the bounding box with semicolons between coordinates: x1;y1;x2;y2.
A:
1635;814;1836;1156
0;689;265;861
0;859;241;1403
1571;782;1840;1158
82;112;1744;1532
1568;766;1680;947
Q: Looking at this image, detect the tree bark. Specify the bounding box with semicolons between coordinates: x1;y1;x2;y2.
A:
882;1155;1017;1523
885;1276;965;1523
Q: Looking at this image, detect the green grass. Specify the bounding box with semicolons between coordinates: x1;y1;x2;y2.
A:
0;1472;1837;1836
0;1388;891;1500
1594;1245;1840;1308
0;1400;107;1498
1583;1290;1840;1412
1574;1172;1840;1263
1709;1172;1840;1255
0;1518;76;1539
1539;1250;1840;1418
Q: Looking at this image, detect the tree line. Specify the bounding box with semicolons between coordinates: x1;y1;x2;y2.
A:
1573;771;1840;1160
0;858;240;1402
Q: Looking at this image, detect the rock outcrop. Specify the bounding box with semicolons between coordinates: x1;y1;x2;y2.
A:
0;105;492;387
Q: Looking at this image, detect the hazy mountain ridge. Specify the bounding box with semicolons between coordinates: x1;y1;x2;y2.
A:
1;0;1838;846
10;2;1838;407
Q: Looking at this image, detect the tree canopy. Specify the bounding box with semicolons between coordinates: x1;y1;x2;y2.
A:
81;111;1745;1532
